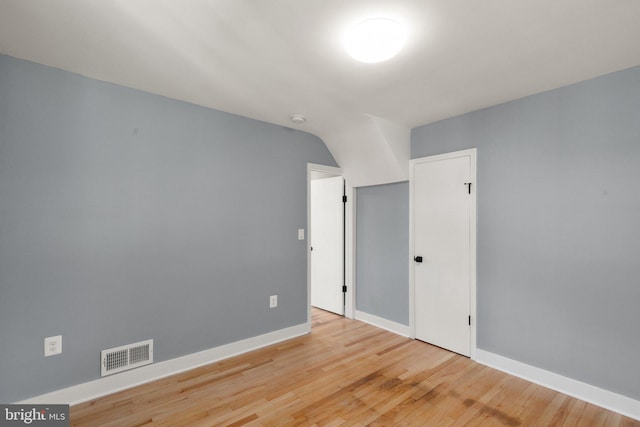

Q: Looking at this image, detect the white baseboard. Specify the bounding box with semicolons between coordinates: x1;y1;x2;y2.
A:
475;349;640;421
354;310;410;337
19;322;311;406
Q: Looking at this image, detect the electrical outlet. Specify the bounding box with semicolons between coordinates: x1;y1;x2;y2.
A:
44;335;62;357
269;295;278;308
298;229;304;240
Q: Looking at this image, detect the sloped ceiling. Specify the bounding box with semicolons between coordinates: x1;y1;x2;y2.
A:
1;0;639;186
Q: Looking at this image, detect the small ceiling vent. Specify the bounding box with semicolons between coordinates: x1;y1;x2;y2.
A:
101;339;153;377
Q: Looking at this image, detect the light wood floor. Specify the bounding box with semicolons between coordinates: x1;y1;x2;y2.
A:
71;309;639;426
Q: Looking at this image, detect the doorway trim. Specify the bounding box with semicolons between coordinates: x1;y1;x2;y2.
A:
409;148;477;359
307;163;355;323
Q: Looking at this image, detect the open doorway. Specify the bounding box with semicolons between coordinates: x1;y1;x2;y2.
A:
307;164;354;325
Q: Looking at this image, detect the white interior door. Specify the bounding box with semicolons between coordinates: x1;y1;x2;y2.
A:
310;176;344;315
412;150;475;356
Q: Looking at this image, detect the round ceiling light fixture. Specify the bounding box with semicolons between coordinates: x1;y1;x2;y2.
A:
290;114;306;124
344;18;407;63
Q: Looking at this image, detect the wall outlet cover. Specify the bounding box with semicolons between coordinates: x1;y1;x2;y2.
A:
44;335;62;357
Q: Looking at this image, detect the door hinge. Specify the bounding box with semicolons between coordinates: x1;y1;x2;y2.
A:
464;182;472;194
342;195;347;203
342;285;347;293
468;315;471;326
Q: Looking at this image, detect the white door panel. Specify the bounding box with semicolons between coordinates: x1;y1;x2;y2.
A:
413;153;473;356
310;176;344;315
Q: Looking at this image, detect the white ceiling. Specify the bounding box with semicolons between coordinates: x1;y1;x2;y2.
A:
1;1;639;186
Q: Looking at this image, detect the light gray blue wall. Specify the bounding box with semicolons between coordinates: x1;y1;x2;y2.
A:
0;54;337;402
356;182;409;325
412;66;640;400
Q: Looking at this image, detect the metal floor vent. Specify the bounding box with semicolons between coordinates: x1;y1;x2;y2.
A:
101;339;153;377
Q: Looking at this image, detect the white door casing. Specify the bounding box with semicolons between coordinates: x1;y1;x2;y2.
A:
410;149;477;358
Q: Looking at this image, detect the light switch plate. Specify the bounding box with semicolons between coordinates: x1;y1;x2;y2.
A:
298;229;304;240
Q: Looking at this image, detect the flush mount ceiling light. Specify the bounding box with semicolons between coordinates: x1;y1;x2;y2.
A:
344;18;407;63
290;114;306;124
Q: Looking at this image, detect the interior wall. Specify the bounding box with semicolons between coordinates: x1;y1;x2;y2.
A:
412;66;640;400
0;54;337;402
355;182;409;325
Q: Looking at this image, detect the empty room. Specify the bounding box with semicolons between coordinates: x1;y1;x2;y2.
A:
1;1;640;426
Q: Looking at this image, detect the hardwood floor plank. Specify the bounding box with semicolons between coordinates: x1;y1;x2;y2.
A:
70;309;640;426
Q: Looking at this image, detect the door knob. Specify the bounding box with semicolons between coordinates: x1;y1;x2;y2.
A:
414;256;423;263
